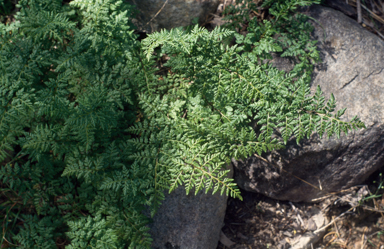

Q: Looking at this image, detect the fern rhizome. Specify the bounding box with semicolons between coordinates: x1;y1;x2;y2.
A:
0;0;365;247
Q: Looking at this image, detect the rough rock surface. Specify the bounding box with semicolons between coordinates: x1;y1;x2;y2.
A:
127;0;219;33
233;5;384;202
149;165;233;249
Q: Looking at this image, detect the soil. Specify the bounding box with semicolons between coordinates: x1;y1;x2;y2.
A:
217;171;384;249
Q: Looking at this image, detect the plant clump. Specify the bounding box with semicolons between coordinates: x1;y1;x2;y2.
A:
0;0;364;248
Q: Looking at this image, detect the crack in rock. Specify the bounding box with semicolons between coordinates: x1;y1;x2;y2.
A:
363;67;384;79
340;74;358;89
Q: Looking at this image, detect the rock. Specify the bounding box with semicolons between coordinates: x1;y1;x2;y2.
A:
291;231;324;249
290;208;327;249
149;165;233;249
219;231;236;247
232;5;384;202
306;218;317;231
311;208;326;230
127;0;220;33
322;0;357;19
282;231;293;238
278;239;291;249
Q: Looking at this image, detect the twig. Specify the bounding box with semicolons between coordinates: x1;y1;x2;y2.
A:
2;236;17;247
375;30;384;41
333;218;340;238
367;229;384;239
146;0;169;26
289;202;305;227
297;213;305;227
360;204;384;213
382;0;384;13
369;0;376;13
361;226;368;249
323;231;338;247
360;3;384;24
314;206;354;234
357;0;362;23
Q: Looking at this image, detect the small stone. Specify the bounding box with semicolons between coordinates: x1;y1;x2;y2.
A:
220;231;235;248
278;239;290;249
291;232;324;249
236;232;248;240
312;210;326;229
306;218;317;231
292;222;300;229
283;231;293;237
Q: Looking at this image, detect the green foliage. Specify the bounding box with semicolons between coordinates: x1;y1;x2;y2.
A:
362;173;384;203
0;0;14;16
221;0;260;30
0;0;364;248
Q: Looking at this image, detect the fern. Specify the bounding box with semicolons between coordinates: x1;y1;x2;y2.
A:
0;0;365;248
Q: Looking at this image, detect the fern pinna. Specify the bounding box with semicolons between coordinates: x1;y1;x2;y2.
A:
0;0;364;248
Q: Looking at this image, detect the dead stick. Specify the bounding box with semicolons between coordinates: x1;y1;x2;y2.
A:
314;206;354;234
146;0;169;26
357;0;362;23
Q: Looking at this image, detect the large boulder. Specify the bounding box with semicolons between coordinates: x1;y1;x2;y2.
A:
232;5;384;202
149;165;233;249
127;0;220;33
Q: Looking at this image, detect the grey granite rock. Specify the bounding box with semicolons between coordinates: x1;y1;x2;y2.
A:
233;5;384;202
149;165;233;249
127;0;220;33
